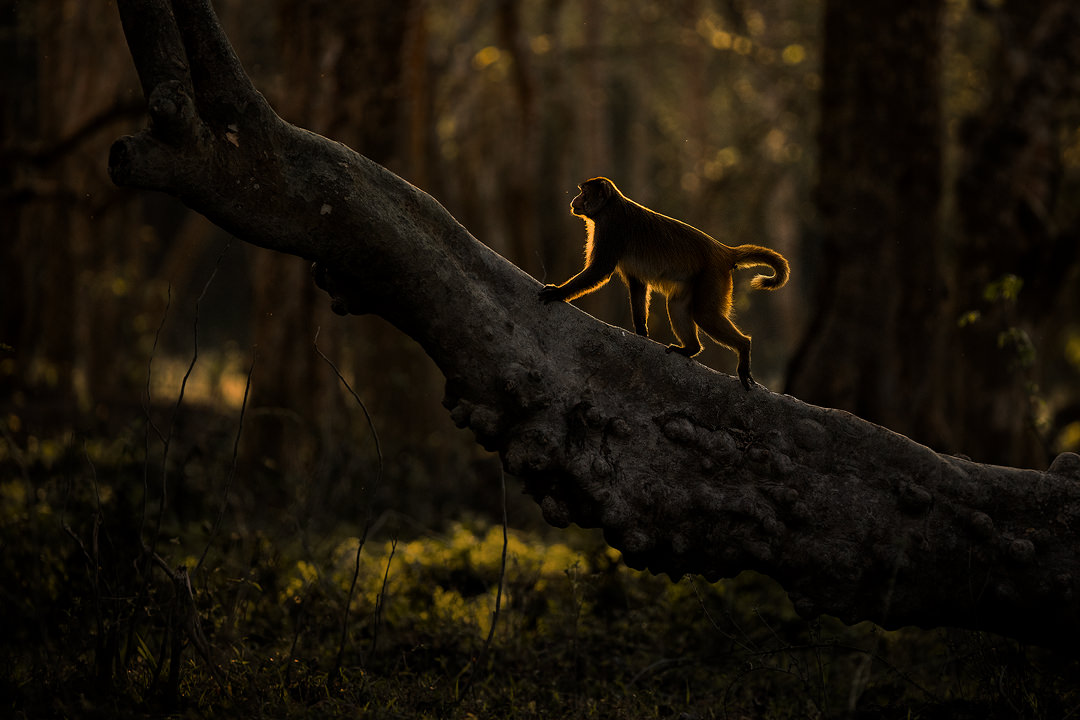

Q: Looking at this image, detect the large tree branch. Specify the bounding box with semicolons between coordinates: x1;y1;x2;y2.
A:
110;0;1080;649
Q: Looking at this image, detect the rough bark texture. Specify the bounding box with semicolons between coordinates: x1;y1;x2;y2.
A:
110;0;1080;649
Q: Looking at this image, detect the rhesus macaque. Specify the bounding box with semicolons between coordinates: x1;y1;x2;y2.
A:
539;177;789;389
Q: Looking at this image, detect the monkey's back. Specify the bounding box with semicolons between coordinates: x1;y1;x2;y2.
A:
616;203;736;291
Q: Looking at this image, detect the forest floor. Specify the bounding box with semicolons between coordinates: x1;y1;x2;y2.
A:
3;409;1079;719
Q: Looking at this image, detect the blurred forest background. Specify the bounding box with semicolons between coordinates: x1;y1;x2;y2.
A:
3;0;1080;717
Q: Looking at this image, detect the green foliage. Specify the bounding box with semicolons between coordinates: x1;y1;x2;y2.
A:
959;274;1039;370
982;274;1024;305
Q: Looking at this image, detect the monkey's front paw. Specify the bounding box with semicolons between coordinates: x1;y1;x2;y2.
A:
538;285;566;303
739;372;758;391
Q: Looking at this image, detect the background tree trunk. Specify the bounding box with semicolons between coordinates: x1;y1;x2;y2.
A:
0;4;145;418
788;0;1080;468
786;0;950;453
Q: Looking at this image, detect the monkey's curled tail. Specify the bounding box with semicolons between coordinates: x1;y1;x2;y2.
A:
733;245;790;290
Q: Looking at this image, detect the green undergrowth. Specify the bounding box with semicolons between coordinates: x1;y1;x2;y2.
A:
3;426;1080;719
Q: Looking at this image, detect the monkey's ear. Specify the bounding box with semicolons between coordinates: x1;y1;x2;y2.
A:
582;178;614;214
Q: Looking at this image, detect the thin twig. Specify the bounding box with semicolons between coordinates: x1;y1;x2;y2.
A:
484;468;510;649
688;576;757;654
150;242;229;554
314;327;384;678
195;350;255;573
369;537;398;664
453;467;509;706
140;244;229;700
147;552;225;690
127;285;171;681
141;285;171;542
313;327;383;467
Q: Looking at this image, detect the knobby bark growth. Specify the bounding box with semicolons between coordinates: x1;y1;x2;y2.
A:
110;0;1080;649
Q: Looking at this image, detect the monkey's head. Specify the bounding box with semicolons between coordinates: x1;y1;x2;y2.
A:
570;177;619;219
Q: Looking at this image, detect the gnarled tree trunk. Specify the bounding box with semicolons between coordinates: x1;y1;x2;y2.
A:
110;0;1080;649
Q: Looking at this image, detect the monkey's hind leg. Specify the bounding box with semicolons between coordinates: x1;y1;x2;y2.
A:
691;281;755;389
698;314;754;389
664;289;703;358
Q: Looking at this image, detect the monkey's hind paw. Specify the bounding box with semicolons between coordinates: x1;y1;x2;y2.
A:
739;373;758;391
665;344;701;358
